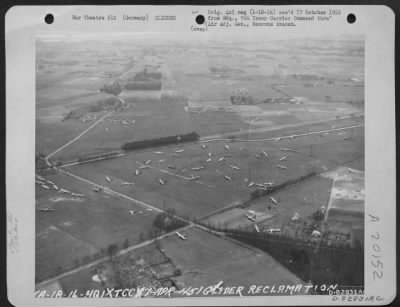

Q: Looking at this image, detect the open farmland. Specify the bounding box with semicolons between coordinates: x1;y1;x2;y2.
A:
35;171;158;282
44;227;305;297
36;34;365;294
206;175;333;231
159;227;305;294
64;118;363;220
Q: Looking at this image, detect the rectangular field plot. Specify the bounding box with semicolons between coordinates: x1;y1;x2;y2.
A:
63;119;363;221
35;171;158;282
159;227;305;293
241;175;333;230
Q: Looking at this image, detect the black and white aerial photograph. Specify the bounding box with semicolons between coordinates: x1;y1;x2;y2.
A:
34;32;365;298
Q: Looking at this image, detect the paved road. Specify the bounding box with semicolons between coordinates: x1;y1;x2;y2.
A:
200;113;364;141
61;153;127;168
200;124;364;143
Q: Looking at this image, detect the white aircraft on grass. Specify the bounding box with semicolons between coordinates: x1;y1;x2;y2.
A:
265;228;281;233
159;159;166;163
274;137;281;142
154;151;164;154
201;144;207;149
206;158;212;162
262;151;268;157
145;160;152;165
167;165;176;169
52;185;59;190
279;156;288;161
208;152;212;157
121;182;135;186
71;192;81;197
139;165;149;169
254;224;260;232
230;165;240;170
105;176;112;183
135;169;141;176
270;197;279;205
176;232;187;240
280;148;297;153
245;214;256;222
218;157;225;162
189;175;200;181
60;188;70;193
248;181;255;188
37;207;55;212
255;154;261;159
277;165;288;170
224;144;230;150
192;166;204;171
175;149;185;153
159;178;167;185
42;185;50;190
92;186;102;192
224;175;232;181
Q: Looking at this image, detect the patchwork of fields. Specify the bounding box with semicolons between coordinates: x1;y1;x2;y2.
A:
35;36;365;294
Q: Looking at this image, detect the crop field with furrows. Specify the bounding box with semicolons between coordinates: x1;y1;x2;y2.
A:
35;172;158;282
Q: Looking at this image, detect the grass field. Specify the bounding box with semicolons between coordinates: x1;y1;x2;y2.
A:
52;227;304;297
36;36;365;291
64;117;363;221
243;175;333;230
36;171;158;282
159;227;305;292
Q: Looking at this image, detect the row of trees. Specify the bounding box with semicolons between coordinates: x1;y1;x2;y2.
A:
153;208;189;232
100;81;122;96
121;132;200;151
